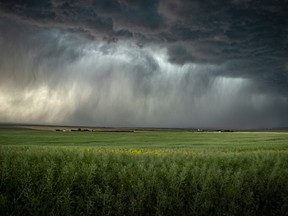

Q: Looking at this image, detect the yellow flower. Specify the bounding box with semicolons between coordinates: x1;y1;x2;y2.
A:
130;149;142;155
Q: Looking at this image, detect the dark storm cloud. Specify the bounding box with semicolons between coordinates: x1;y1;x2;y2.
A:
0;0;165;40
0;0;288;128
0;0;55;19
160;0;288;99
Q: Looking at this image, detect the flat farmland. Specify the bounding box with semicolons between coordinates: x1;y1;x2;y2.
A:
1;126;288;215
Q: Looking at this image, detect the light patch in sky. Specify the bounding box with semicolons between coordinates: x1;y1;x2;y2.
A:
0;85;75;124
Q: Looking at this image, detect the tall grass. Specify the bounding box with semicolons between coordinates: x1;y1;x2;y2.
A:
1;146;288;216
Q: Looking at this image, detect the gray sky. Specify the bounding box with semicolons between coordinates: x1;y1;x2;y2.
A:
0;0;287;129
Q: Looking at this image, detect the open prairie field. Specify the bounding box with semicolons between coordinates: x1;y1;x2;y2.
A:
1;125;288;215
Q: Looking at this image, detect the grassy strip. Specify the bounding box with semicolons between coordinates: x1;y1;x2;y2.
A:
1;146;288;216
1;129;288;150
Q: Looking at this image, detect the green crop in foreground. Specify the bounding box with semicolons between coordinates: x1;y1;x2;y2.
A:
0;128;288;215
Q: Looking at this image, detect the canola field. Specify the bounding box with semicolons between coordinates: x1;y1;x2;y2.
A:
0;126;288;215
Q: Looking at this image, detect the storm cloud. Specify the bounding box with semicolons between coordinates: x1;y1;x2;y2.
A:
0;0;287;129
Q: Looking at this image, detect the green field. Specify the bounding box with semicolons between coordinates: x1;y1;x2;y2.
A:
1;126;288;215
